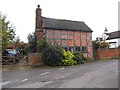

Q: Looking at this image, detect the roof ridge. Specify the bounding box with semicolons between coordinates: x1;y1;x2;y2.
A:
109;31;120;33
42;16;84;23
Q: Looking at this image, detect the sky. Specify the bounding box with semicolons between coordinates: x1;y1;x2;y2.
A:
0;0;119;42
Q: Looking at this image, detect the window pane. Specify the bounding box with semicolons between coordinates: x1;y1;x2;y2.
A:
69;47;71;51
82;46;87;52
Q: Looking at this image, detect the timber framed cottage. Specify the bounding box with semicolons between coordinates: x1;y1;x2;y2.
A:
35;5;93;58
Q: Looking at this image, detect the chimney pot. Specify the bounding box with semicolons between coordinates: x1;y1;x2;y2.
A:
38;5;40;8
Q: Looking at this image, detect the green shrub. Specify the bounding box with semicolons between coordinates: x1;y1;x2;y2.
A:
61;59;77;66
41;44;63;66
73;51;88;64
23;45;30;55
61;50;76;66
92;41;100;50
38;38;63;66
27;32;37;52
37;37;49;53
63;50;75;60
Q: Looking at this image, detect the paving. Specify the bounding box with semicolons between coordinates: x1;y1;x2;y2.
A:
2;59;119;88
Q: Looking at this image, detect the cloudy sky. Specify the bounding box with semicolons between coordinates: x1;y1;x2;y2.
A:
0;0;119;42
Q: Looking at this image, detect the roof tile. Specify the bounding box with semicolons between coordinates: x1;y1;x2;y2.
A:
42;17;92;32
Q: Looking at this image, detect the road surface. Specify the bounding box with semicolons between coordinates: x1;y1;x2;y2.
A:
2;59;118;88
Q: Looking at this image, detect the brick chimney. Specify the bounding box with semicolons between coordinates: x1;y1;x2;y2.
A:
36;5;42;30
35;5;43;52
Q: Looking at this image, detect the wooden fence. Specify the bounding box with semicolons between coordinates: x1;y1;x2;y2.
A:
2;56;19;65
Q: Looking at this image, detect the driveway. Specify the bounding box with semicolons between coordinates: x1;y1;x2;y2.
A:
2;59;118;88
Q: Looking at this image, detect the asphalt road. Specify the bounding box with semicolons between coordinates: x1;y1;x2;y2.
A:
2;59;118;88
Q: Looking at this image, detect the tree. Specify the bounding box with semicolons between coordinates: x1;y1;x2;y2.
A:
23;32;37;55
37;37;48;52
27;32;37;52
0;13;16;52
92;41;100;50
12;36;21;48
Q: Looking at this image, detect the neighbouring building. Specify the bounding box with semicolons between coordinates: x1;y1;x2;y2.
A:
105;31;120;48
35;5;93;58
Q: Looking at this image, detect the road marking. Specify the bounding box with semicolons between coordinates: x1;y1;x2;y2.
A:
44;81;53;84
1;81;12;85
55;76;66;80
40;72;49;76
59;68;64;70
20;78;28;82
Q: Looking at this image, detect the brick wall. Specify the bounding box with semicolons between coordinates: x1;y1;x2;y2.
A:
45;29;93;59
28;53;43;66
74;31;80;46
94;47;120;59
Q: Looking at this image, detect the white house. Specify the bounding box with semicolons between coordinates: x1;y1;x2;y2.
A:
105;31;120;48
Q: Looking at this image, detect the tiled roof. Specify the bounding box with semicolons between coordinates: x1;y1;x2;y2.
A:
42;17;93;32
106;31;120;40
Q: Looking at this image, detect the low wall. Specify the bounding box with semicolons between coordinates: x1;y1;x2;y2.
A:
94;47;120;59
28;53;43;66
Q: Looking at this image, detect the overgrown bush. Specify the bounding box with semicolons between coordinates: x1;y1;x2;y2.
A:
38;37;89;66
40;40;63;66
61;50;76;66
43;45;63;66
62;50;75;60
93;41;109;49
92;41;100;50
73;51;88;64
37;37;49;52
61;59;77;66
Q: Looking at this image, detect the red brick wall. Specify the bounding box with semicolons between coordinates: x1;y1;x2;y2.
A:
74;31;80;46
46;30;53;43
95;47;120;59
28;53;43;66
61;30;68;46
45;29;93;58
81;32;87;46
67;31;74;46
